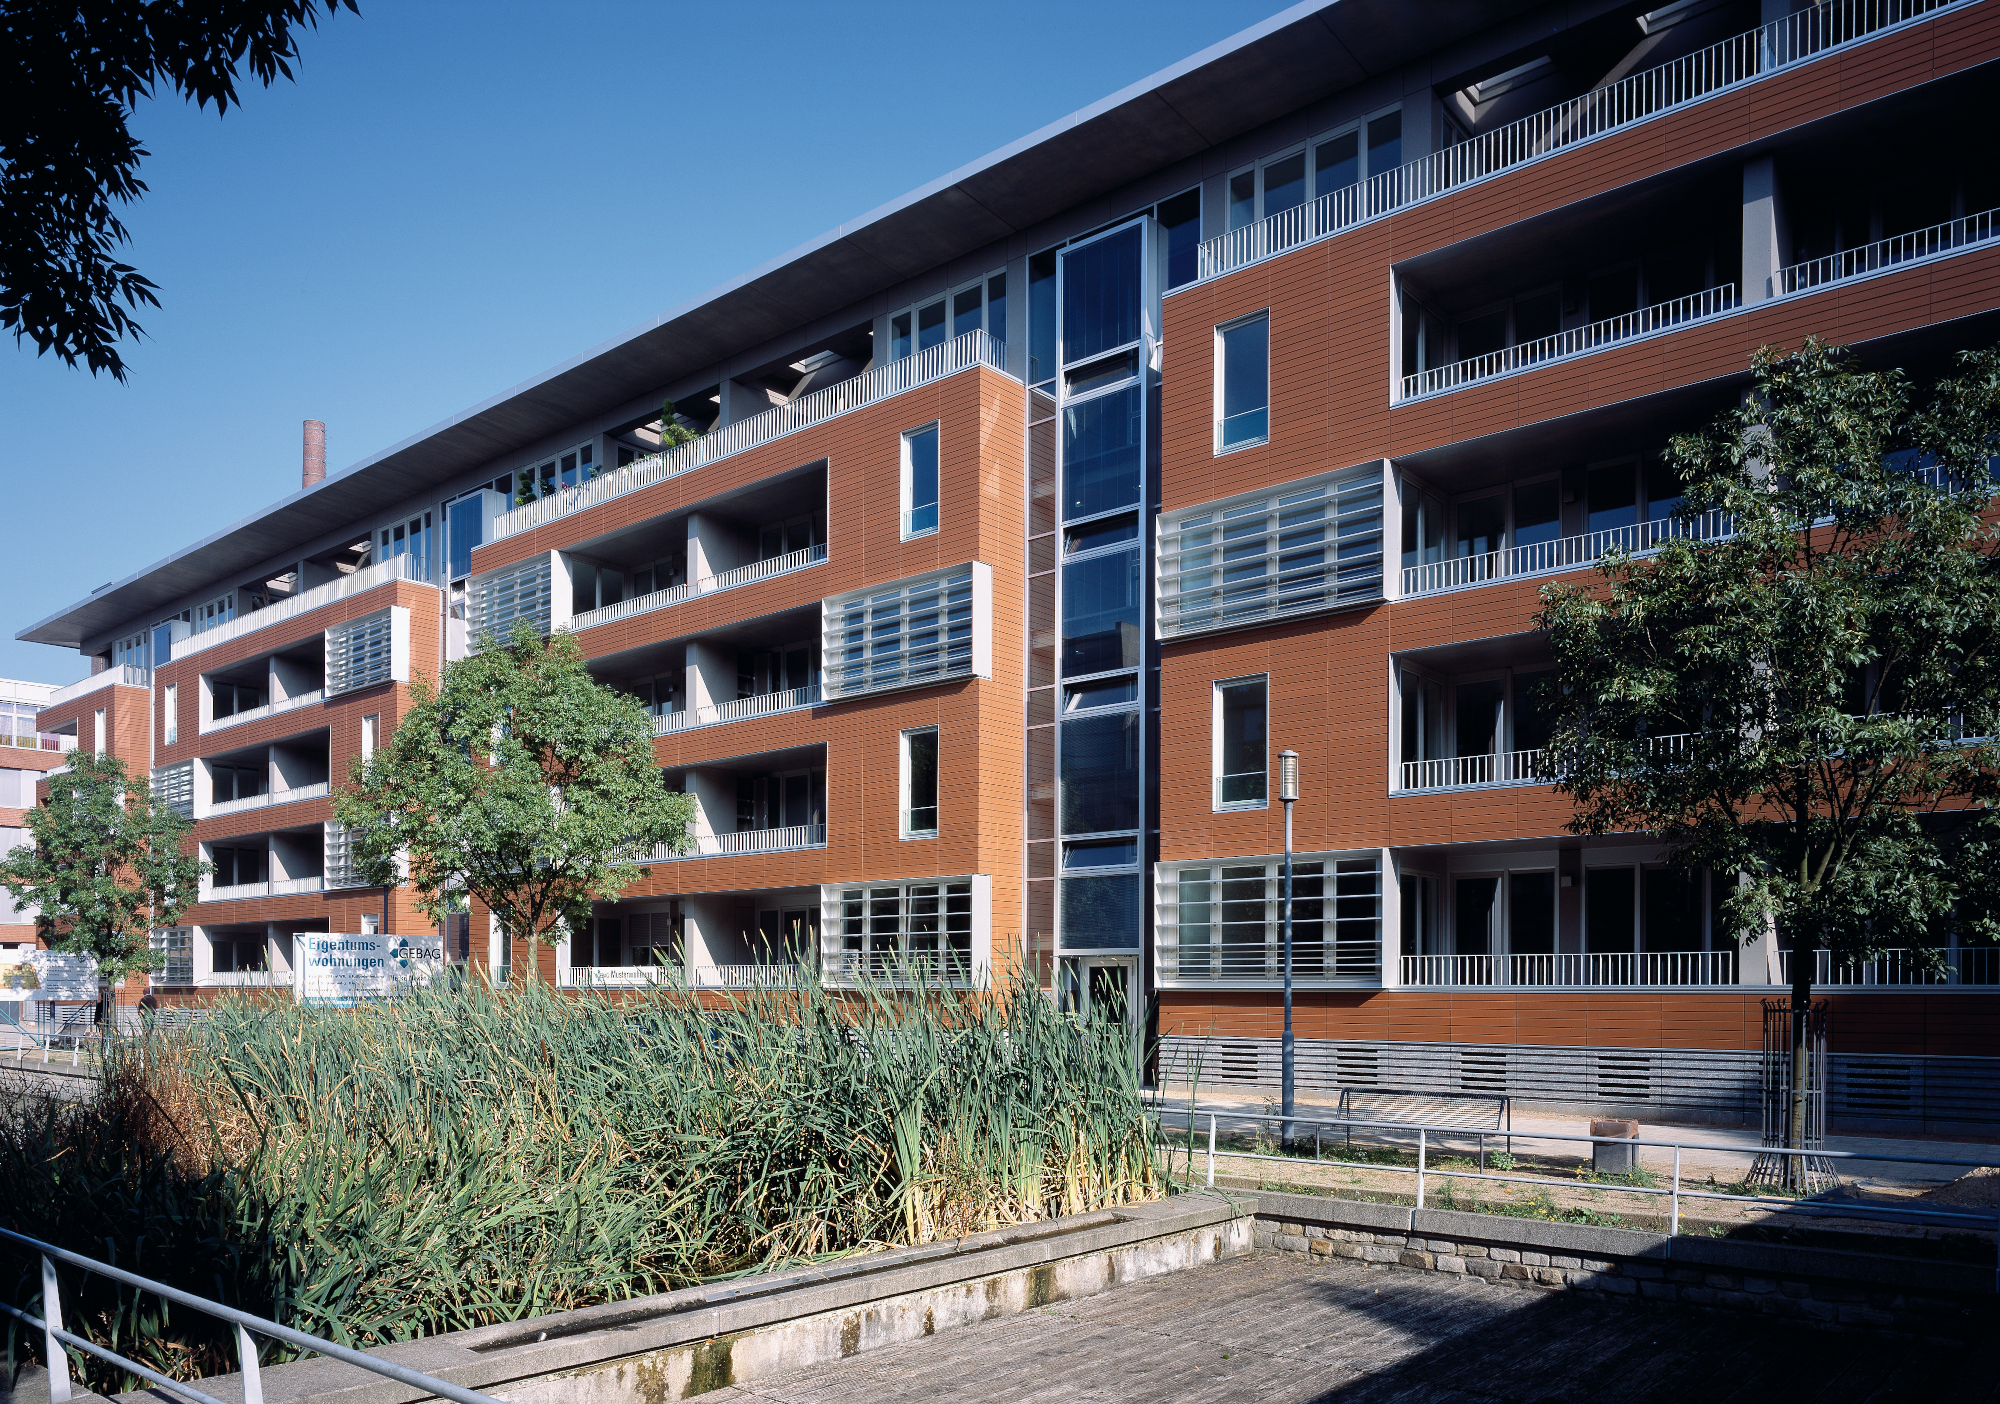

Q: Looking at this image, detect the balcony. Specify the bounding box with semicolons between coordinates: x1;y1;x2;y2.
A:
46;665;150;706
1397;734;1694;794
206;781;331;819
1401;285;1736;401
1778;205;2000;296
656;684;820;736
1400;951;1736;988
1191;0;1967;283
198;688;324;737
826;953;975;988
646;823;827;862
174;554;430;660
492;330;1010;541
1400;510;1731;598
202;876;324;902
568;544;826;634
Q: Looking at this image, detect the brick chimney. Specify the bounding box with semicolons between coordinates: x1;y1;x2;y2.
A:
303;419;326;489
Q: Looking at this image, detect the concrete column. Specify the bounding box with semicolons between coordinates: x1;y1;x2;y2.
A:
685;641;737;715
1378;850;1402;987
1742;156;1788;304
718;378;772;427
686;512;748;585
683;766;732;846
191;927;215;984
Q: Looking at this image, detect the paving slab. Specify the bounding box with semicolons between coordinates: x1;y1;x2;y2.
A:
697;1250;1997;1404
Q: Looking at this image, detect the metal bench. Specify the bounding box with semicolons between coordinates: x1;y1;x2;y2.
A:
1330;1087;1513;1162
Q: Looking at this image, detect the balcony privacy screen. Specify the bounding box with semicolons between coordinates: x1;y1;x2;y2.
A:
322;823;368;889
468;556;554;646
822;566;978;699
151;761;194;818
326;609;397;695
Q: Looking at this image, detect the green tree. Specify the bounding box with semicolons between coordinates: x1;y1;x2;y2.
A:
0;750;202;984
3;0;358;380
335;621;694;980
1536;340;2000;1171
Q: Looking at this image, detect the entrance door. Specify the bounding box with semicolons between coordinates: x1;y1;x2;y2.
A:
1062;956;1137;1028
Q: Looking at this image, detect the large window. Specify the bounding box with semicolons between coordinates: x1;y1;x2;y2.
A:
1226;109;1403;232
821;564;988;700
512;442;596;504
891;273;1006;362
902;423;940;538
1060;710;1139;835
1060;224;1143;365
1158;853;1382;982
825;879;974;977
1214;676;1268;808
1215;312;1270;451
902;728;938;838
1060;546;1142;676
1062;384;1142;519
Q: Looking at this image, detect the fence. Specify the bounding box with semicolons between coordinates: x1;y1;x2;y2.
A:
1194;0;1968;282
1778;205;2000;295
1778;946;2000;985
1401;509;1733;597
1399;951;1737;988
645;823;826;862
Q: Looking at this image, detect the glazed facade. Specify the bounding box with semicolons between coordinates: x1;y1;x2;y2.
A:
19;0;2000;1126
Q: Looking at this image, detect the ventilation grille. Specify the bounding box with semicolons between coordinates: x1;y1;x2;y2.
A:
1335;1047;1381;1087
1841;1061;1913;1115
1214;1041;1263;1083
1460;1048;1509;1094
1596;1052;1654;1102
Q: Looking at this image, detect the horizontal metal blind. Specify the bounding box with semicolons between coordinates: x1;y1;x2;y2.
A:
468;556;553;646
822;568;975;699
1158;854;1381;982
323;823;367;888
150;761;194;818
326;610;396;695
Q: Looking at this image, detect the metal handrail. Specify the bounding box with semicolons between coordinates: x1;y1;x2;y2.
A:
1777;204;2000;295
1401;285;1737;400
492;330;1010;541
0;1223;507;1404
1401;509;1733;597
1193;0;1969;283
655;683;821;735
198;688;325;737
174;556;431;661
566;544;826;634
1397;731;1697;793
644;823;826;861
1399;951;1738;987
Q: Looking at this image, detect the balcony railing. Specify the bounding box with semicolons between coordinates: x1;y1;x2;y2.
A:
826;952;975;987
206;781;331;819
1401;509;1733;598
492;330;1010;541
1193;0;1968;283
1778;205;2000;296
1398;733;1696;793
175;555;431;661
198;688;325;737
35;733;78;753
1400;951;1737;987
46;665;151;706
1777;946;2000;985
197;970;289;988
1401;285;1737;401
655;684;820;736
201;876;324;902
567;544;826;633
645;823;826;861
1160;946;1382;983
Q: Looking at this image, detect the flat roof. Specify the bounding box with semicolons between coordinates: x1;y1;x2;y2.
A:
20;0;1539;650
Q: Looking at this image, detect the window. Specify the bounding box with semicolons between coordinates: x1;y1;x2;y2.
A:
93;709;105;755
1060;710;1139;835
1062;383;1142;519
151;929;192;986
902;423;940;538
826;879;974;978
1214;677;1268;808
162;684;177;746
891;273;1005;362
191;590;235;635
361;714;381;761
114;631;147;672
1226;109;1402;234
378;511;434;578
1060;858;1142;951
901;728;938;837
1159;853;1382;982
209;843;268;889
1215;312;1270;451
511;442;596;505
1060;546;1141;676
821;564;987;700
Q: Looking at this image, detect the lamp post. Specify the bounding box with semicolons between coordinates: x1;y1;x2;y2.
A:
1278;749;1299;1149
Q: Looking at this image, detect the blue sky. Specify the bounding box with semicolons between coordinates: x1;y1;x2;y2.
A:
1;0;1279;684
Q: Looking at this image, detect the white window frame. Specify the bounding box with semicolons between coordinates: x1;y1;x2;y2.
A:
900;726;939;839
1155;850;1384;987
889;271;1005;362
1212;675;1269;812
162;683;178;747
361;713;382;761
1213;310;1271;454
901;421;941;540
114;630;148;672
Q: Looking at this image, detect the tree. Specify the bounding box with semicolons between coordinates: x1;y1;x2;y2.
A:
335;621;695;981
1536;339;2000;1172
0;750;203;987
2;0;357;380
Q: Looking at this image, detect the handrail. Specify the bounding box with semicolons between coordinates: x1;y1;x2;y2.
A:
492;330;1010;541
1401;509;1733;597
567;544;826;633
1192;0;1970;283
644;823;826;861
1399;951;1737;987
198;689;325;736
1778;204;2000;294
1401;285;1736;400
656;683;821;735
1777;946;2000;986
1398;731;1697;793
0;1223;508;1404
45;665;150;707
174;556;431;661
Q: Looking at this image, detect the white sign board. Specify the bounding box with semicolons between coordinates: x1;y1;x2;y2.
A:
294;932;445;1006
29;951;98;1000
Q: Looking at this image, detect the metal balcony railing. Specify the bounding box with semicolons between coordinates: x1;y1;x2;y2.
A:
197;970;289;988
1401;285;1737;401
174;555;431;660
655;683;820;736
1400;951;1737;987
492;330;1010;541
1777;205;2000;295
826;952;975;987
200;876;324;902
1777;946;2000;985
645;823;826;861
567;544;826;633
1401;509;1733;597
562;962;815;989
1159;944;1382;983
205;781;331;819
198;688;324;736
1397;732;1696;793
1193;0;1969;283
45;665;150;706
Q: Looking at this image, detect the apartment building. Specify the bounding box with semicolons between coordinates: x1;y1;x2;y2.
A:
17;0;2000;1126
0;677;65;957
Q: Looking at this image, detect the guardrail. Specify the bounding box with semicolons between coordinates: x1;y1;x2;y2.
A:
198;689;324;737
1155;1107;2000;1256
1400;951;1737;987
45;666;150;708
656;683;821;735
1778;204;1999;295
644;823;826;862
200;877;324;903
1778;946;2000;985
1401;285;1737;401
825;953;976;987
1398;732;1697;793
492;330;1009;541
567;544;826;634
0;1224;507;1404
1193;0;1969;283
1401;510;1733;597
174;556;431;661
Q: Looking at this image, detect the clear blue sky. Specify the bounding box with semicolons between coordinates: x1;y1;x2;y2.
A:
1;0;1279;685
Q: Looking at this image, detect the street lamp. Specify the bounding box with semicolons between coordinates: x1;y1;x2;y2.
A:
1278;749;1300;1149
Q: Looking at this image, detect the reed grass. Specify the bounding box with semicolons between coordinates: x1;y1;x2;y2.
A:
0;969;1158;1391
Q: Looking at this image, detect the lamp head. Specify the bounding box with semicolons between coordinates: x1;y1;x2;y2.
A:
1278;749;1300;802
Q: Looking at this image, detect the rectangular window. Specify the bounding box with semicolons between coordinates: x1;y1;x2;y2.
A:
1158;853;1382;982
163;684;177;746
1060;548;1141;676
1215;676;1268;807
1158;188;1202;290
827;878;974;979
822;564;986;700
361;714;381;761
1061;384;1142;520
902;423;940;538
1060;710;1140;835
1216;313;1270;451
1028;250;1057;384
902;728;938;838
93;709;105;755
1060;224;1143;366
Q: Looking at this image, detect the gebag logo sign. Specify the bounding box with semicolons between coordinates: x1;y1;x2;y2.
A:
294;932;446;1005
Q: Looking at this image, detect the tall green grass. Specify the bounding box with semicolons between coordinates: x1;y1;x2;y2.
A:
0;971;1157;1391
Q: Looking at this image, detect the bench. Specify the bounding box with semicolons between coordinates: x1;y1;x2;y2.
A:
142;1006;212;1031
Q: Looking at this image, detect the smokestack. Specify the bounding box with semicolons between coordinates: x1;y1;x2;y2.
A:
303;420;326;490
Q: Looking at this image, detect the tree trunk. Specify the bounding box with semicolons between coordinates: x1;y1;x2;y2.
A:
1787;948;1814;1191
